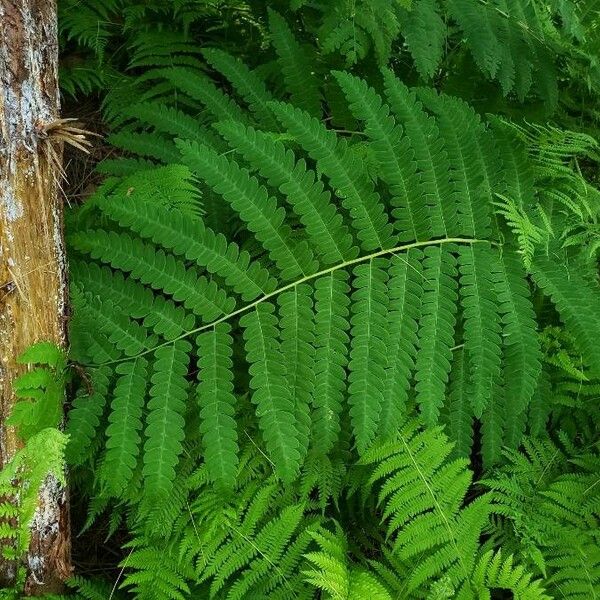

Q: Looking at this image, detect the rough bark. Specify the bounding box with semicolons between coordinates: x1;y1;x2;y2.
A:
0;0;71;594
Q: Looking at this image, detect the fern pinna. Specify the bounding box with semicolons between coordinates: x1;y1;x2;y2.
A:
61;28;600;598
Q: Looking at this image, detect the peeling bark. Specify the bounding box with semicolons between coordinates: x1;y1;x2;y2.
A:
0;0;71;594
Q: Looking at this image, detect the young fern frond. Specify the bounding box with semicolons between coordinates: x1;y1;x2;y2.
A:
471;550;551;600
361;420;492;595
303;525;394;600
0;345;68;563
121;547;194;600
482;438;600;598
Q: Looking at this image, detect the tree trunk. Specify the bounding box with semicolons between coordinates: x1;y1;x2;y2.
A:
0;0;71;594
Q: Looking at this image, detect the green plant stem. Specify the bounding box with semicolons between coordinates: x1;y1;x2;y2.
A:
83;236;494;367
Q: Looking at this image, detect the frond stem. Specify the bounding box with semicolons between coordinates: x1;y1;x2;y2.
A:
83;237;495;367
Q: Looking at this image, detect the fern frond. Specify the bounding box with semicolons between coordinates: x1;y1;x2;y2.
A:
270;100;396;251
530;251;600;376
143;341;191;502
121;547;193;600
458;244;502;417
380;249;423;438
196;324;239;489
303;524;394;599
544;542;600;599
303;525;350;599
268;9;322;117
152;66;249;123
446;0;558;106
494;194;544;268
95;194;277;300
415;246;458;425
311;271;351;456
74;290;152;356
399;0;445;79
107;130;180;164
202;48;279;130
361;421;492;594
483;437;600;598
418;90;492;238
481;378;506;468
442;348;473;459
348;258;390;454
65;366;112;466
121;102;211;150
240;303;301;482
219;504;314;599
64;575;124;600
215;120;358;264
71;262;194;340
333;70;430;242
177;139;318;280
278;284;315;462
472;550;551;600
382;69;458;238
100;357;148;496
70;230;236;321
494;250;542;440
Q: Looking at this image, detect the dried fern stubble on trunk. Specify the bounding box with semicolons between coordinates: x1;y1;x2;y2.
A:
0;0;71;593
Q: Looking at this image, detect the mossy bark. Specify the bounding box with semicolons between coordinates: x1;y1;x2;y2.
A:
0;0;71;593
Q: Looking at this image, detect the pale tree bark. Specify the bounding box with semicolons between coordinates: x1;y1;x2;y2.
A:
0;0;71;594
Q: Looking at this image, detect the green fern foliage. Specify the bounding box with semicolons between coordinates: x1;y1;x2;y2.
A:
415;245;458;425
57;15;600;596
0;343;68;565
68;63;600;495
360;420;548;598
196;324;239;489
143;341;191;502
268;9;322;117
482;438;600;598
269;100;397;251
